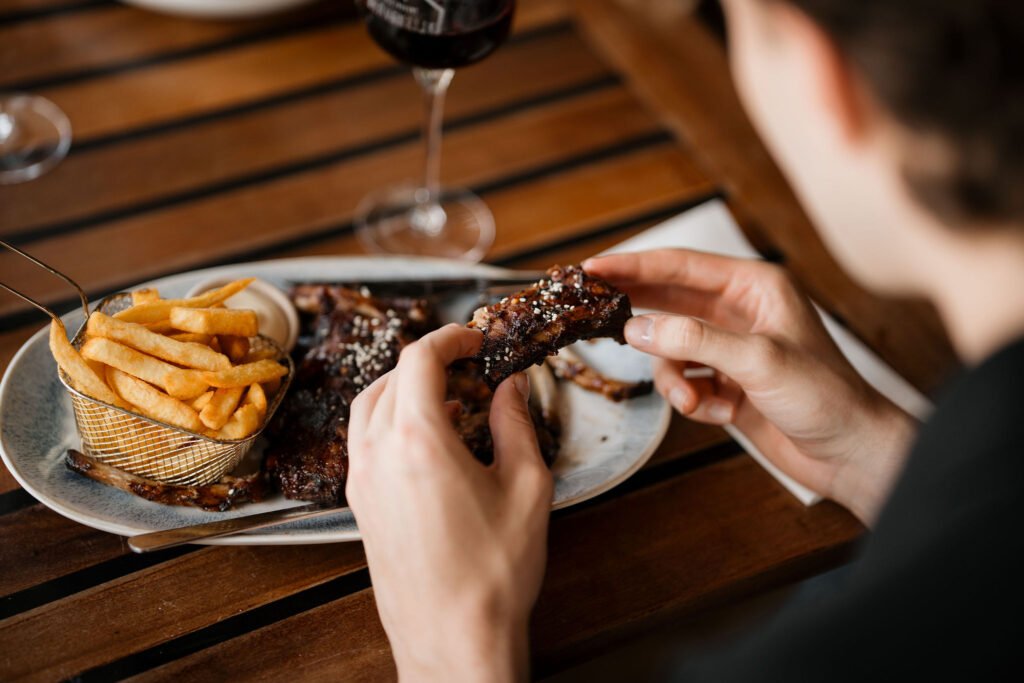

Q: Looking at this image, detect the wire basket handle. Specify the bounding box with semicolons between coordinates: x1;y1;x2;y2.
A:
0;239;90;323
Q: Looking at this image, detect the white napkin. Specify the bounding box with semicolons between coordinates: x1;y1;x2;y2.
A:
602;199;932;505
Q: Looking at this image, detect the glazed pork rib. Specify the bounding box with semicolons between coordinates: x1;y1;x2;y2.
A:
265;284;560;503
264;285;434;503
546;347;653;402
65;449;266;512
467;264;633;389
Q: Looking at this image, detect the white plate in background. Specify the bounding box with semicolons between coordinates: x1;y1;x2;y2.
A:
121;0;318;19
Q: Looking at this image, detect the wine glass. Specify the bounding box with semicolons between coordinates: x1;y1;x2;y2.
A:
355;0;516;262
0;93;72;185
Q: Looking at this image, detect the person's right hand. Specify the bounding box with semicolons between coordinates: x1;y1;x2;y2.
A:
585;249;917;525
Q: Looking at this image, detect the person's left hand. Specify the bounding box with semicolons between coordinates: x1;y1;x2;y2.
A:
347;324;553;683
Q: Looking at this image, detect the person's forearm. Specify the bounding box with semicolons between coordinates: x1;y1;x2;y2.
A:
831;398;918;526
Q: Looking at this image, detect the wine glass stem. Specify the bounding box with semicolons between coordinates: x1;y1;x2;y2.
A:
411;67;454;236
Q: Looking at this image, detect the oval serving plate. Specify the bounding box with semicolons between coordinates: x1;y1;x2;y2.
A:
0;256;670;545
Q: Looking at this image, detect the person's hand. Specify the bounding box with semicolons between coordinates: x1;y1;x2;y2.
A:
586;250;917;524
347;324;553;682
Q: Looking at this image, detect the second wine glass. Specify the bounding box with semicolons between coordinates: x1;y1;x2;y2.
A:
355;0;516;262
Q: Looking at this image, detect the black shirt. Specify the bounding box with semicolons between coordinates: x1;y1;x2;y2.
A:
676;337;1024;681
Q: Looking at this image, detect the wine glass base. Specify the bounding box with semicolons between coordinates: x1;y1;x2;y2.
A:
355;185;495;262
0;93;72;185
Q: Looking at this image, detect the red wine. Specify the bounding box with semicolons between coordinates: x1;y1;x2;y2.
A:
361;0;515;70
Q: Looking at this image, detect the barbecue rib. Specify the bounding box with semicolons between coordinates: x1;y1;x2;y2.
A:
65;449;266;512
264;285;433;503
547;348;654;402
467;264;633;389
264;285;560;503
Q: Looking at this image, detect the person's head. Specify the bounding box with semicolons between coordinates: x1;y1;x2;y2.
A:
719;0;1024;295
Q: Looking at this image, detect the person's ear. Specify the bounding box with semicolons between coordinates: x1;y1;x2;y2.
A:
771;0;869;143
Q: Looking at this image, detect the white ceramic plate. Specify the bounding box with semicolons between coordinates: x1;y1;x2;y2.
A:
0;257;669;544
120;0;317;20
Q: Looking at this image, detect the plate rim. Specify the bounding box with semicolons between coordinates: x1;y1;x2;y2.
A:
0;255;670;544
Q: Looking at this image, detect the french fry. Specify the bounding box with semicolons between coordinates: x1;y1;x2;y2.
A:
49;320;127;408
131;288;160;305
87;312;231;371
199;386;244;431
81;337;207;400
143;320;177;335
243;382;267;418
219;335;250;364
215;403;260;440
114;278;254;324
162;367;210;401
201;359;287;388
106;367;204;432
170;332;211;344
191;390;214;411
85;358;107;379
169;307;258;337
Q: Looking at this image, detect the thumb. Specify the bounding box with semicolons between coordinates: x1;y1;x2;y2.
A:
624;313;781;389
489;373;547;486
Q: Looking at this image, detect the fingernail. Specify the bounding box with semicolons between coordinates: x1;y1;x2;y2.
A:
581;257;597;271
513;372;531;399
706;398;733;423
625;316;653;346
668;387;688;412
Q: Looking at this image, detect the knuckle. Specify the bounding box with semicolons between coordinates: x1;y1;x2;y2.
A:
669;315;705;353
758;262;793;292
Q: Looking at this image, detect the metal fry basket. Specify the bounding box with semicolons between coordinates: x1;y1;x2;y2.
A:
1;240;294;486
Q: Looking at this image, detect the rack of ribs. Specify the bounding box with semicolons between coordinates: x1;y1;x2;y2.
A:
467;264;634;390
264;284;559;503
264;285;435;503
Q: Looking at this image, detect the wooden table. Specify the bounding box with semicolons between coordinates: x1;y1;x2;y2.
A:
0;1;957;680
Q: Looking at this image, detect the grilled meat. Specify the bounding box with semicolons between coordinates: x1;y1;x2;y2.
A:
468;265;633;390
65;449;266;512
447;359;559;466
265;285;432;503
265;284;560;504
547;348;654;402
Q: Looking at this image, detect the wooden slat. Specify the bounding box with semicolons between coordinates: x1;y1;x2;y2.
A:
0;543;367;683
278;143;714;259
0;2;343;89
0;505;127;597
32;0;566;143
505;216;668;269
126;456;861;682
0;87;661;319
574;0;957;393
0;29;609;237
0;466;20;495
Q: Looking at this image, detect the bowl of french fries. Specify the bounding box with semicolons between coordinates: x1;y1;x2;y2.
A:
48;278;293;486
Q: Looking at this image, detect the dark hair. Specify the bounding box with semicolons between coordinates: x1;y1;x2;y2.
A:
782;0;1024;227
